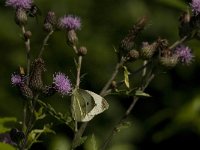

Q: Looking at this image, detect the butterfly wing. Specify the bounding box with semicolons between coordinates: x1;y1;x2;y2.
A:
71;89;95;122
81;90;109;122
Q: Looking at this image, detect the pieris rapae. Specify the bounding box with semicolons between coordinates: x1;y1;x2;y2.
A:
71;88;109;122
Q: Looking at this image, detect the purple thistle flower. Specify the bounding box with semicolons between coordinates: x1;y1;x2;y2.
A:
58;15;81;31
5;0;33;9
53;72;72;96
190;0;200;15
175;45;194;65
11;74;23;86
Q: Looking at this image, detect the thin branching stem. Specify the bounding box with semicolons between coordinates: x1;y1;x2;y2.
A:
38;30;54;58
100;57;126;96
169;36;188;49
98;36;188;148
76;56;83;87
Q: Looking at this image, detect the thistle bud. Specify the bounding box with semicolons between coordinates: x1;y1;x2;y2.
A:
44;11;56;25
159;55;178;67
159;48;178;67
24;31;32;40
43;23;53;32
43;11;56;32
78;46;87;56
19;84;33;99
15;8;27;26
157;38;169;51
29;58;45;91
119;16;148;57
67;30;78;46
140;42;157;59
111;81;117;89
128;49;139;61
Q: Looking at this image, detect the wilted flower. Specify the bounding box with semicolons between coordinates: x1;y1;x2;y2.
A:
53;72;72;96
5;0;33;9
58;15;81;31
11;74;23;86
175;45;194;65
190;0;200;15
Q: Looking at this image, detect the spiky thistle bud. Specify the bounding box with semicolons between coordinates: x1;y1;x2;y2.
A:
159;48;178;67
43;23;53;32
157;38;169;51
24;30;32;40
44;11;56;25
78;46;87;56
119;16;147;57
127;49;139;61
29;58;46;91
160;55;178;67
15;8;27;26
43;11;56;32
140;42;158;59
19;84;33;99
111;81;117;89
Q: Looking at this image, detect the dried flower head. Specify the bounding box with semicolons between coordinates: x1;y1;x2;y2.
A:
175;45;194;65
140;42;158;59
5;0;33;9
53;72;72;96
58;15;81;31
190;0;200;15
11;74;23;86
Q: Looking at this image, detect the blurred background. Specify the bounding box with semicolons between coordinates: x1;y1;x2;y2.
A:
1;0;200;149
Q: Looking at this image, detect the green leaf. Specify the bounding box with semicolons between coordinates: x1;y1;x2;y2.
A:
123;66;131;89
27;124;55;149
0;143;15;150
36;99;72;125
0;117;17;133
135;90;151;97
35;107;46;120
84;134;97;150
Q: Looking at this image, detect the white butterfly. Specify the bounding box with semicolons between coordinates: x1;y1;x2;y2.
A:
71;89;109;122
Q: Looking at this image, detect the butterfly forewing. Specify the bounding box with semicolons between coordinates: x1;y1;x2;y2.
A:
71;89;95;122
81;90;109;122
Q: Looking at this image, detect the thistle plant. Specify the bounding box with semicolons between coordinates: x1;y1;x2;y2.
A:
0;0;200;150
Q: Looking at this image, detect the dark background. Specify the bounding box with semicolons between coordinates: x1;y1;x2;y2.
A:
1;0;200;149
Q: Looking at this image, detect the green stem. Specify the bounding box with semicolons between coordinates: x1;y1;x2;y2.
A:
36;99;71;124
100;57;126;96
169;36;188;49
38;30;54;58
